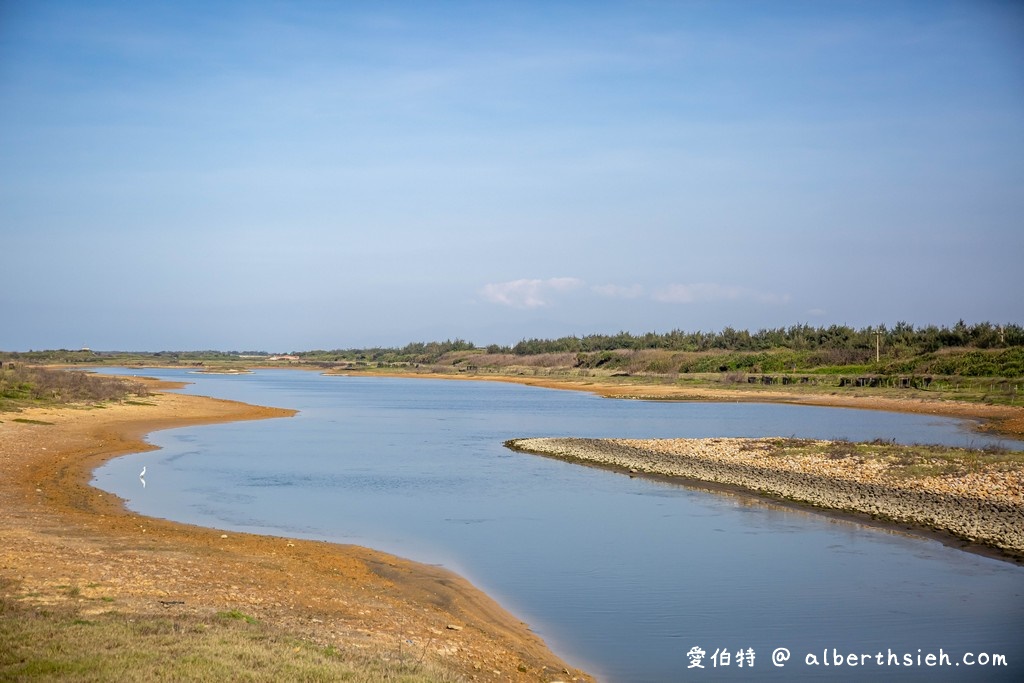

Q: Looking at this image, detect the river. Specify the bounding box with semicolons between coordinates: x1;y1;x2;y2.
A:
93;369;1024;682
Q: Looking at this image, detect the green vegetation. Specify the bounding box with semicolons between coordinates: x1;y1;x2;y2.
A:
538;346;1024;379
507;320;1023;354
288;321;1024;378
3;321;1022;407
0;596;459;682
217;608;258;625
7;321;1019;368
0;365;149;412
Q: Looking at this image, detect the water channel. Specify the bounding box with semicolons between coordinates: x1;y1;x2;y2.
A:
93;369;1024;681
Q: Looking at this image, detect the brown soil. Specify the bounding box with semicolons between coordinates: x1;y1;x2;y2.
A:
0;380;590;683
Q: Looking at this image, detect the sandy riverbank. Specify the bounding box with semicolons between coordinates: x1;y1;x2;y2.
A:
330;369;1024;439
507;437;1024;562
0;381;590;682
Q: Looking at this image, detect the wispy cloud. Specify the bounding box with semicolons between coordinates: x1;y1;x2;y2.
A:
592;283;645;299
481;278;790;309
479;277;584;308
652;283;789;305
482;278;788;309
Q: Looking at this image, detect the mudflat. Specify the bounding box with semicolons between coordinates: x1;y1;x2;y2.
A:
0;381;590;682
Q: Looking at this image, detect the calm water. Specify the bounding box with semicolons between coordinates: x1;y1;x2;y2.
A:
94;369;1024;682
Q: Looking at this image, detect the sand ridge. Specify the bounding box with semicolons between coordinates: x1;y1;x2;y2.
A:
507;437;1024;562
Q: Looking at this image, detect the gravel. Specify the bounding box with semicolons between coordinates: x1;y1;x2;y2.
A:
507;437;1024;558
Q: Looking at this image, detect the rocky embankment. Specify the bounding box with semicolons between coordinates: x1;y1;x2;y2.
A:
505;437;1024;560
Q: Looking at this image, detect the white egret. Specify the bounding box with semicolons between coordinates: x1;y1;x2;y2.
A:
140;466;146;478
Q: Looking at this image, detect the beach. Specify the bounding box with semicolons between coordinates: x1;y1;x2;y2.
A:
0;380;590;682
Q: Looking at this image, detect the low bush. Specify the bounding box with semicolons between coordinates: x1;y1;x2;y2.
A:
0;366;148;411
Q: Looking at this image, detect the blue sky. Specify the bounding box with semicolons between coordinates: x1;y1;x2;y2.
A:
2;1;1022;351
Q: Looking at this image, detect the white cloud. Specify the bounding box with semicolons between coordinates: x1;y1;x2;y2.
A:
652;283;789;305
592;283;645;299
481;278;787;310
479;277;584;308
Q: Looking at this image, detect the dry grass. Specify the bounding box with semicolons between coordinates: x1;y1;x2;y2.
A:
761;438;1024;481
0;595;461;682
0;366;149;412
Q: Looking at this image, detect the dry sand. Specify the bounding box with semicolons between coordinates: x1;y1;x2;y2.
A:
0;380;590;683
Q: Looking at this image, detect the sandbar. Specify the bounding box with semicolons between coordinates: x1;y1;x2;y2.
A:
507;437;1024;563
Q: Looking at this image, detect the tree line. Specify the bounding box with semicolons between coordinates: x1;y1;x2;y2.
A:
506;321;1022;356
4;321;1020;368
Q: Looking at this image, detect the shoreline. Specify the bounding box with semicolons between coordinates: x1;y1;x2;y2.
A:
0;382;591;682
7;366;1020;678
325;368;1024;440
94;364;1024;438
506;437;1024;564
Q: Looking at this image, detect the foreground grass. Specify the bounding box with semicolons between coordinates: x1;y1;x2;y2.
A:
0;598;460;682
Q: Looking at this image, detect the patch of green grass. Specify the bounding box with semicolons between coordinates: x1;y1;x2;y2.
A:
217;609;258;625
0;598;461;682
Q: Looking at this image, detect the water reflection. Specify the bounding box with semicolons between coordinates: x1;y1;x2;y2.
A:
94;369;1024;682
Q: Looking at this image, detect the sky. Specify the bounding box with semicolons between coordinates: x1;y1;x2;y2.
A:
2;0;1022;351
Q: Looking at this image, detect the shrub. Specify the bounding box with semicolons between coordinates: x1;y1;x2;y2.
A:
0;366;148;410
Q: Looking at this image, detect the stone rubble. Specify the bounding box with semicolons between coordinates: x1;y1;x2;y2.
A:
507;437;1024;558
